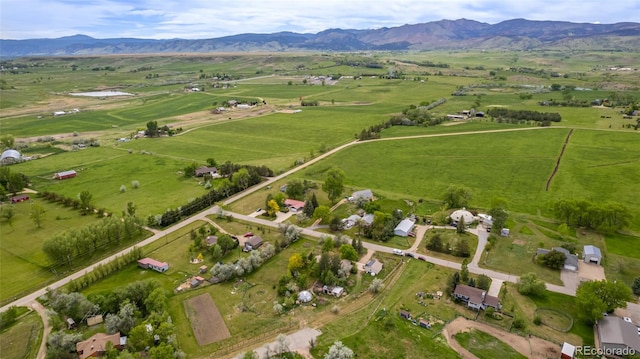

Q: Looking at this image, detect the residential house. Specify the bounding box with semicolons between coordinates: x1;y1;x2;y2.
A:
453;284;501;311
243;236;263;252
364;259;383;276
284;199;305;212
342;214;362;229
361;213;374;226
137;258;169;273
195;166;218;177
394;218;415;237
76;332;126;359
351;189;374;202
54;170;77;180
596;316;640;355
535;247;579;271
583;245;602;265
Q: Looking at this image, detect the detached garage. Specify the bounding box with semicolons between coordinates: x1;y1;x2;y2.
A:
394;219;415;237
583;245;602;265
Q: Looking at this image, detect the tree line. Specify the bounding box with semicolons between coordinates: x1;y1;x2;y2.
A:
150;163;272;228
357;102;447;141
43;215;143;266
551;199;631;231
486;108;561;123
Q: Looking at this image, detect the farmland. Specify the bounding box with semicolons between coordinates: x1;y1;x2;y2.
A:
1;50;640;358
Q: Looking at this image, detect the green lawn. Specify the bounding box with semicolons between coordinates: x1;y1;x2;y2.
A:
0;310;43;359
455;329;527;359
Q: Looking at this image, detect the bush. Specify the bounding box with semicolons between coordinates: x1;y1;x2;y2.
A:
533;315;542;325
119;185;126;193
512;317;526;329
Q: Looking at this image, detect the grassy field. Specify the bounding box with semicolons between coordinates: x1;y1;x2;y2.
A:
418;228;479;263
0;310;43;359
0;198;102;302
455;329;527;359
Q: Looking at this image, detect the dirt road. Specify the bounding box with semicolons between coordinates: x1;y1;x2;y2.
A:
443;317;560;359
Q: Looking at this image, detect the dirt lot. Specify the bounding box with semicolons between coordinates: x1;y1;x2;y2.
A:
184;293;231;345
443;317;560;359
578;262;606;281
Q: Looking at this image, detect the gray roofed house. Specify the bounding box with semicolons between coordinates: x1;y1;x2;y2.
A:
364;259;383;276
351;189;374;202
596;316;640;354
453;284;501;311
195;166;218;177
361;213;374;226
243;236;263;251
583;245;603;265
536;247;579;271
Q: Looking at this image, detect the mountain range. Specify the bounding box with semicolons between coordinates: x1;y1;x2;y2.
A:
2;18;640;57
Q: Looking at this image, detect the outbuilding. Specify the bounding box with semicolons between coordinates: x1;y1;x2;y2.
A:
561;342;575;359
583;245;602;265
394;219;415;237
10;194;30;203
400;310;411;320
54;170;77;180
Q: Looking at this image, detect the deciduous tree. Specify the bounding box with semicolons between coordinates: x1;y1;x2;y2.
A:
517;272;546;296
443;185;472;209
322;167;345;203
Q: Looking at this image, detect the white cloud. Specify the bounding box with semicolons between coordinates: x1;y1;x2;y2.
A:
1;0;637;39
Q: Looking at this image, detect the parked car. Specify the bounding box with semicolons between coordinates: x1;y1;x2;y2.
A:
623;316;633;323
393;249;404;256
405;253;415;258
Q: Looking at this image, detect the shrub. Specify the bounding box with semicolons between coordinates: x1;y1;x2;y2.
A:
119;185;126;193
512;317;526;329
533;315;542;325
131;180;140;189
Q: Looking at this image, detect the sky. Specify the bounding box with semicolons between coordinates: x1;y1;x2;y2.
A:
1;0;638;40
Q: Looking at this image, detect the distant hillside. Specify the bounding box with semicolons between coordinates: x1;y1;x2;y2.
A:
2;18;640;57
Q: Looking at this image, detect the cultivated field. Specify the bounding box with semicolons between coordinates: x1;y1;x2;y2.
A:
184;293;231;345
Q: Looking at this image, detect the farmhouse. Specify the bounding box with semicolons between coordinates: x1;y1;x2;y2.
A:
137;257;169;273
596;316;640;355
195;166;218;177
453;284;501;311
284;199;305;212
394;218;415;237
10;194;29;203
583;245;602;265
54;170;77;180
76;332;126;359
243;236;263;252
536;247;579;271
350;189;374;202
364;259;383;276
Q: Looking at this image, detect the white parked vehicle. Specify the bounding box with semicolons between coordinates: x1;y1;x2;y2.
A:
392;249;404;256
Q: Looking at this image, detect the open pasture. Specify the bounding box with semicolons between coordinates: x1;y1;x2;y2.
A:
300;127;570;215
0;199;102;303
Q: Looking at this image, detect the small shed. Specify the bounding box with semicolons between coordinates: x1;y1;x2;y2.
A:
67;317;76;329
10;194;30;203
583;245;602;265
86;315;103;326
331;287;345;297
205;236;218;247
500;228;510;237
199;265;208;273
561;342;575;359
419;319;431;329
400;310;411;320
